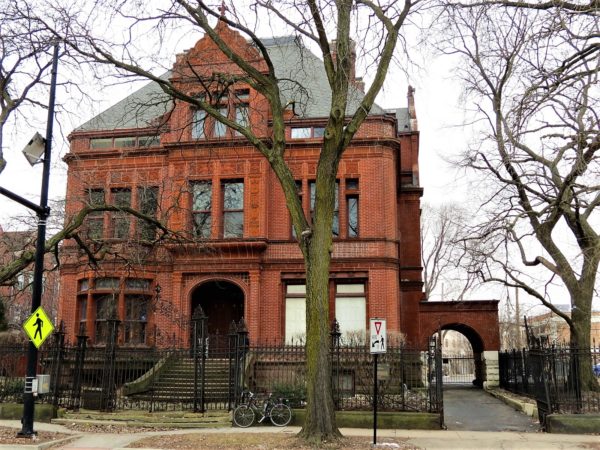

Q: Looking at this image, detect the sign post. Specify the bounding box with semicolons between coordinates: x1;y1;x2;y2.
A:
370;318;387;445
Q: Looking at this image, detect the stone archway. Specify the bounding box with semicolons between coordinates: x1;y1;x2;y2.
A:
191;280;244;341
436;323;485;387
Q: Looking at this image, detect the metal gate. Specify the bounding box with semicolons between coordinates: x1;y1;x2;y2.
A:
442;354;475;384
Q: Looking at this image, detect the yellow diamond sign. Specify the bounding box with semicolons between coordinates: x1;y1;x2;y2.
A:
23;306;54;348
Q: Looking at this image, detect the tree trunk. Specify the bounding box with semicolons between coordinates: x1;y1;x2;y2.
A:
570;303;598;391
299;177;341;442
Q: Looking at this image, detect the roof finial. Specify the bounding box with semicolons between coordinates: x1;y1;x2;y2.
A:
218;0;228;17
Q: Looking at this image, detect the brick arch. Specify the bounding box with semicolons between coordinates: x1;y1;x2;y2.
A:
418;300;500;352
437;323;484;354
184;275;249;306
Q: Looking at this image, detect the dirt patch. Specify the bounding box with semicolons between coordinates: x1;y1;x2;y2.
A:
0;426;72;445
127;433;420;449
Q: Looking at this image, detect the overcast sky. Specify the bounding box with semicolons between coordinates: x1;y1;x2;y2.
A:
0;8;593;314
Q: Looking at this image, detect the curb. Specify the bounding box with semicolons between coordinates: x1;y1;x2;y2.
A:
0;434;81;450
485;388;538;418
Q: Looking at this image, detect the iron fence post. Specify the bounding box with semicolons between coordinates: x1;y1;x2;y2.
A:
50;321;65;409
330;318;341;408
71;324;87;410
236;318;249;405
100;312;120;412
228;321;238;410
191;306;207;413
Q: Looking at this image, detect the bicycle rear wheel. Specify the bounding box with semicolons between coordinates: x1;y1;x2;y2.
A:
269;403;292;427
233;405;255;427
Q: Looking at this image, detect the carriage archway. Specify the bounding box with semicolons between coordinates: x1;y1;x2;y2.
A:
191;280;245;343
435;323;485;387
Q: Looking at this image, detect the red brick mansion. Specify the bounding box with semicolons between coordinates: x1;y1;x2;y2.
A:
57;20;499;374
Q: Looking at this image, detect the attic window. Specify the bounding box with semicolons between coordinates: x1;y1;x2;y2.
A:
138;136;160;147
90;138;113;149
291;127;325;139
89;136;160;149
114;137;137;148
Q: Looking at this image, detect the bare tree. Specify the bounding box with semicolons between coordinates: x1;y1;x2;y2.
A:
421;202;476;301
0;0;59;175
441;3;599;386
29;0;422;441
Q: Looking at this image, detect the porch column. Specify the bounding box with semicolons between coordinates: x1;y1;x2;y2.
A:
247;270;260;343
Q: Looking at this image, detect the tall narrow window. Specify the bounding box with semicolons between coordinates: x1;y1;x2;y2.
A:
291;180;303;238
192;181;212;238
214;106;228;137
86;188;105;240
310;180;339;236
111;188;131;239
333;181;339;237
346;179;359;237
335;283;366;341
285;284;306;344
94;293;116;344
235;104;249;135
192;109;207;139
77;297;87;334
223;181;244;238
124;295;148;345
138;186;158;240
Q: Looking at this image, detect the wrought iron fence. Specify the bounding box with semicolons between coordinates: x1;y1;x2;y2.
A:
499;343;600;427
0;319;442;416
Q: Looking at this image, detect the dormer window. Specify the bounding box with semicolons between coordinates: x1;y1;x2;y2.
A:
191;88;251;140
291;126;325;139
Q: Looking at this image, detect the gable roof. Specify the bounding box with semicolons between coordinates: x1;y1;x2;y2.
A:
76;35;391;132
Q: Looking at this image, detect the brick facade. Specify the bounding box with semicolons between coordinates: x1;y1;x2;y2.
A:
56;20;499;352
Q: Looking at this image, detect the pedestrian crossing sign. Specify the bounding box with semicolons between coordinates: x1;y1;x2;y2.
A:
23;306;54;348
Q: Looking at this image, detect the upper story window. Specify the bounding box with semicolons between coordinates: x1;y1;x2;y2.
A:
192;109;207;139
85;188;105;240
192;88;251;140
214;106;229;137
110;188;132;239
346;179;359;238
310;180;339;237
222;181;244;238
291;126;325;139
137;186;159;241
90;138;112;149
89;136;159;150
192;181;212;238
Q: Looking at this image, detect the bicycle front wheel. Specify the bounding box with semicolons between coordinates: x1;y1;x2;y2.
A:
233;405;255;427
269;403;292;427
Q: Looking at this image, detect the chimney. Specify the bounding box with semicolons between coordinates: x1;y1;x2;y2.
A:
330;39;356;83
407;85;418;131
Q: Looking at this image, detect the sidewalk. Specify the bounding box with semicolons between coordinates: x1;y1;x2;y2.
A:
1;420;599;450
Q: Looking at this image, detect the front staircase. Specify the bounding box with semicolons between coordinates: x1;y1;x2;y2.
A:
125;356;233;407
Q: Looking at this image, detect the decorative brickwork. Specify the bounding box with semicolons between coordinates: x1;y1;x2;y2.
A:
57;20;498;352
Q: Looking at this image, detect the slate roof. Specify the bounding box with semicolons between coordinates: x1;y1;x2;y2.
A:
76;35;404;132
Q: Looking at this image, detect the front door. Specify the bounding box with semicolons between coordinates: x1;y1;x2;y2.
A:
191;280;244;352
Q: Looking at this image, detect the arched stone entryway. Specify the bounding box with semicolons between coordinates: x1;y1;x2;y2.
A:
419;300;500;388
191;280;244;339
435;323;485;387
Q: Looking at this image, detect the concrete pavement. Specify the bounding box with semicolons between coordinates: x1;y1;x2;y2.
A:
444;386;539;432
1;420;600;449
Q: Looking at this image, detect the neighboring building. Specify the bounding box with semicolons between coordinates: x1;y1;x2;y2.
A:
57;19;499;358
527;305;600;345
0;226;60;328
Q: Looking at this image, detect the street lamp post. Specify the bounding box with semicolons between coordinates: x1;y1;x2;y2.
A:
13;43;59;438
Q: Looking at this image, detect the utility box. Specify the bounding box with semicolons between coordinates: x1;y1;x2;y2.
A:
36;374;51;394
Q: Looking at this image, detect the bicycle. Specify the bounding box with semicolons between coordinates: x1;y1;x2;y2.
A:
232;391;292;427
